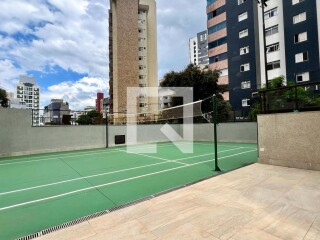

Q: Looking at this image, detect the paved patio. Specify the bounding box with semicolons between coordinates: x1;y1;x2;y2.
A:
39;163;320;240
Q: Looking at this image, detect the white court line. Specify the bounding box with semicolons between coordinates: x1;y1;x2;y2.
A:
0;149;256;211
0;149;122;167
116;150;189;166
174;147;244;161
0;142;190;166
0;147;242;196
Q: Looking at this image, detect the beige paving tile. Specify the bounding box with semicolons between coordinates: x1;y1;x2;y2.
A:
195;187;242;206
284;186;320;212
190;205;253;240
263;207;317;240
304;228;320;240
89;201;152;233
137;200;200;232
258;176;300;193
230;228;282;240
159;222;218;240
235;186;283;210
150;206;210;238
85;220;157;240
38;222;96;240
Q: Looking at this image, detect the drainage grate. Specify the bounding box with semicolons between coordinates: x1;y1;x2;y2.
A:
17;233;41;240
109;195;153;212
16;209;110;240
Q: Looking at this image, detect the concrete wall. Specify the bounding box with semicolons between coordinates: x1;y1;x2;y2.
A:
0;109;106;157
0;109;257;157
107;124;180;147
190;123;257;143
258;112;320;171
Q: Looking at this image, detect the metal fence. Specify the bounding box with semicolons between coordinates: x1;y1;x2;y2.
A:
259;81;320;114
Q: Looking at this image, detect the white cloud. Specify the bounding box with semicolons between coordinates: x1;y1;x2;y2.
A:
41;77;108;110
0;59;26;92
0;0;206;108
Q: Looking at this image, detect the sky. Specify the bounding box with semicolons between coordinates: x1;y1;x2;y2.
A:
0;0;207;110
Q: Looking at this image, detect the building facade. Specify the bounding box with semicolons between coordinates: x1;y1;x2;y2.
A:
109;0;158;118
207;0;320;112
43;99;70;125
189;30;209;68
16;76;40;125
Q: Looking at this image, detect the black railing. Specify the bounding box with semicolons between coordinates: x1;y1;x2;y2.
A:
259;81;320;114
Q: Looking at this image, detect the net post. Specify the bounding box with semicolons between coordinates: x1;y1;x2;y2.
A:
213;95;221;172
106;110;109;148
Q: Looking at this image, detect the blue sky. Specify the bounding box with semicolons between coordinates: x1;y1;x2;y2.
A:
0;0;206;110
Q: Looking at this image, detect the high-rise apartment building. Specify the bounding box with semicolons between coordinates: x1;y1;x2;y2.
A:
206;0;320;111
109;0;158;118
189;30;209;68
16;76;40;125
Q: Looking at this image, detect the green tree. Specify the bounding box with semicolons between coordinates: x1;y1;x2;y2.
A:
160;64;231;122
77;110;102;125
0;88;9;108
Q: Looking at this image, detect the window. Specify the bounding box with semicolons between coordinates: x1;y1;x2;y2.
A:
138;28;143;33
139;47;146;51
207;0;218;5
296;72;310;82
138;37;146;42
241;81;251;89
139;75;146;79
292;0;305;5
265;25;278;37
209;52;228;64
294;32;307;43
238;0;247;5
293;12;306;24
267;61;280;70
208;21;226;35
139;56;146;61
242;99;250;107
139;84;146;87
295;52;309;63
240;46;249;55
139;65;145;70
264;8;278;20
238;12;248;22
239;29;248;38
240;63;250;72
208;37;227;49
220;68;228;76
207;6;225;20
266;43;280;53
139;103;146;108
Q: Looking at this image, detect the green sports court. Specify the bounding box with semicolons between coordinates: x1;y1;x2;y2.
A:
0;141;257;240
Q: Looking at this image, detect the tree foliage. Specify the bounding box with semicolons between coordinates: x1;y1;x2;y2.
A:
77;110;102;125
249;75;320;120
160;64;231;122
0;88;9;108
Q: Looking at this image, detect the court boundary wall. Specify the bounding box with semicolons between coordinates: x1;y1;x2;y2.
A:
0;109;257;157
258;111;320;171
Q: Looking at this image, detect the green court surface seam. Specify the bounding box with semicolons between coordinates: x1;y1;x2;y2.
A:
0;147;246;197
0;149;256;212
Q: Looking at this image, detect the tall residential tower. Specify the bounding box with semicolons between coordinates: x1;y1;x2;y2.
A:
109;0;158;117
16;76;40;125
189;30;209;68
206;0;320;112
